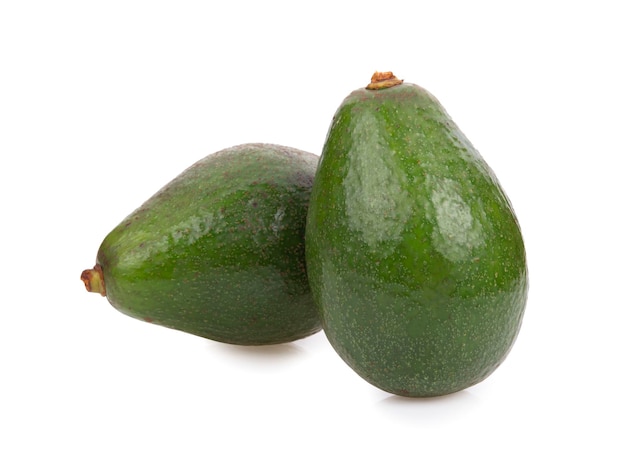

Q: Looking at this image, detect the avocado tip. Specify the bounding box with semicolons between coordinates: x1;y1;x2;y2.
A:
366;71;404;90
81;264;106;297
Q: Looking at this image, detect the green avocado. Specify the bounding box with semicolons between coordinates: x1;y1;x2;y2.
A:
305;72;528;397
82;143;321;345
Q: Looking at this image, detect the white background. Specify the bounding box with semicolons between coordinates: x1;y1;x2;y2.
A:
1;1;624;464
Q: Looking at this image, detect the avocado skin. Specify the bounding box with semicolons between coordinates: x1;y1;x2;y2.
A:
305;83;528;396
97;143;321;345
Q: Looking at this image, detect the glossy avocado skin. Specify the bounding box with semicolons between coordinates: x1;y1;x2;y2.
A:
305;83;528;396
97;143;321;345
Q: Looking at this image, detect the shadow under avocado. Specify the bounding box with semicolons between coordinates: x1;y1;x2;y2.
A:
207;340;308;363
377;388;481;422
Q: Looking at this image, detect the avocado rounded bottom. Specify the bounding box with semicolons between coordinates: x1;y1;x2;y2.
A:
320;280;527;397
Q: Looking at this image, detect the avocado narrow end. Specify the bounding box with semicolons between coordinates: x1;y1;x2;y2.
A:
81;264;106;297
365;71;404;90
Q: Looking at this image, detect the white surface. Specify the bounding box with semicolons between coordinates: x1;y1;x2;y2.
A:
1;1;624;464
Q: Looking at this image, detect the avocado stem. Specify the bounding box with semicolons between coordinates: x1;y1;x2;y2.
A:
81;264;106;296
366;71;404;90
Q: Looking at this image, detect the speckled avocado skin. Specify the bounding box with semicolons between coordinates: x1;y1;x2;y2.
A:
97;143;321;345
305;83;528;396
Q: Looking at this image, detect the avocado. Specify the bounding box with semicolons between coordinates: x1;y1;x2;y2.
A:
81;143;322;345
305;72;528;397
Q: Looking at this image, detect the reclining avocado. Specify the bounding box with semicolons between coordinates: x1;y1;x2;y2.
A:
82;143;321;345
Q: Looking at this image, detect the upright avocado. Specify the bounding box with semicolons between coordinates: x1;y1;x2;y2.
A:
305;72;528;396
82;143;321;345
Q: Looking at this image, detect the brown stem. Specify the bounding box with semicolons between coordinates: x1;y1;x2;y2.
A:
81;264;106;296
366;71;404;90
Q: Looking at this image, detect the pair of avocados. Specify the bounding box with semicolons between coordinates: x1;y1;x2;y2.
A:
81;72;528;397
